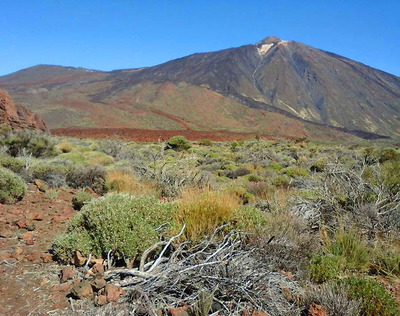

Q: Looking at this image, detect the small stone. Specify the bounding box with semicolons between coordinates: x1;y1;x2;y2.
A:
73;251;86;267
168;306;190;316
104;284;125;302
27;213;43;221
70;281;93;299
20;231;35;245
52;282;71;292
0;226;13;238
15;221;27;229
92;262;104;275
95;294;108;306
25;251;41;263
91;278;107;291
33;179;48;192
41;253;53;263
60;266;74;283
14;246;23;255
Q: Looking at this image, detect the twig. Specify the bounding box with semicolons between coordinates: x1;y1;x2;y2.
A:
69;297;75;312
147;224;186;273
140;242;167;272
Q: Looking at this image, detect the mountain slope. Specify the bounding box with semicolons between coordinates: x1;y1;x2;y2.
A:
0;36;399;139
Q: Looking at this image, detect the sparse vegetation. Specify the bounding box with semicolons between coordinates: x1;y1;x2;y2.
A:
1;129;399;314
0;166;26;203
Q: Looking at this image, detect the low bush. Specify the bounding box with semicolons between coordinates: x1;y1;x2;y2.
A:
60;151;114;166
2;130;55;157
56;141;74;153
372;246;400;277
30;162;69;187
281;166;309;177
175;189;240;241
272;175;291;188
98;140;123;157
251;212;318;273
228;206;267;232
52;193;174;262
167;136;192;151
67;165;106;193
375;147;399;163
225;166;251;179
45;188;59;200
198;139;212;146
0;154;25;172
307;283;361;316
309;230;370;282
27;136;56;157
381;160;400;195
71;189;93;210
339;277;399;316
0;167;26;203
105;169;146;195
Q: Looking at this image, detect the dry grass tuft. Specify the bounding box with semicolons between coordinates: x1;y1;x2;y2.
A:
105;169;156;196
175;189;240;241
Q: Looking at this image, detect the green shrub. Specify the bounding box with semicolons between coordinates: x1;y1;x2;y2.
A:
339;277;399;316
71;189;93;210
27;136;56;157
272;175;290;188
309;254;344;283
0;167;26;203
30;161;69;187
309;230;371;283
228;206;267;232
0;154;25;173
198;139;212;146
245;174;263;182
45;188;59;200
266;162;283;172
52;193;173;262
167;136;192;151
375;147;399;163
372;247;400;277
310;158;326;172
281;166;309;177
381;160;400;195
0;124;11;135
2;131;55;157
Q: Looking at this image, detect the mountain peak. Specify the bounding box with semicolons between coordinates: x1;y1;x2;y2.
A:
257;36;281;45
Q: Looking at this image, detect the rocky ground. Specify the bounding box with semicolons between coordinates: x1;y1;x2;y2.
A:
0;184;77;315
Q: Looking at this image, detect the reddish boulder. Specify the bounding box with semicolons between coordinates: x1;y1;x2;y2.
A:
0;89;47;131
91;278;107;291
70;281;93;299
60;266;74;283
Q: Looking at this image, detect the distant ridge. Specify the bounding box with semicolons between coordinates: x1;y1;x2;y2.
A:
0;36;399;139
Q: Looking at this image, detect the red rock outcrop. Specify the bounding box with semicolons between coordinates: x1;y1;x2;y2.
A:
0;89;47;131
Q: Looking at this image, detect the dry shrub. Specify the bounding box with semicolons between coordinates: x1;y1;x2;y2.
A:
250;211;319;274
175;189;240;241
105;169;155;196
306;283;361;316
56;141;73;153
246;181;273;199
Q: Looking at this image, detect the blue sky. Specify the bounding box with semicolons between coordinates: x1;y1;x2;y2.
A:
1;1;399;76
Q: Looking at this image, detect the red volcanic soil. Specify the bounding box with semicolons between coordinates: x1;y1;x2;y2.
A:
0;185;79;315
52;128;276;142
